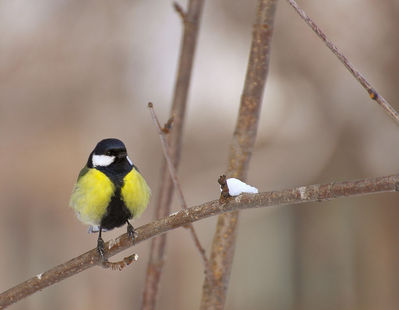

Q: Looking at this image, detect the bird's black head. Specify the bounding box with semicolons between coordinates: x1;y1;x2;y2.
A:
94;138;127;157
87;138;133;169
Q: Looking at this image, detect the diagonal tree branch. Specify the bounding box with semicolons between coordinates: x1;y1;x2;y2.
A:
200;0;278;309
148;102;211;274
2;173;399;309
141;1;205;309
286;0;399;124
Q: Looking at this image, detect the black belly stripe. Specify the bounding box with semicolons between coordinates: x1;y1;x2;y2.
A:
95;158;136;230
100;188;132;230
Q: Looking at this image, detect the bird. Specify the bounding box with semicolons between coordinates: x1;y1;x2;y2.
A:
70;138;151;261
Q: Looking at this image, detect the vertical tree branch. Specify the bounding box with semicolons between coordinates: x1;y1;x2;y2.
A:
141;1;205;309
200;0;278;309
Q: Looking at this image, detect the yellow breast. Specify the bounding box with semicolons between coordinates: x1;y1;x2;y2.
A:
70;168;115;225
121;168;151;218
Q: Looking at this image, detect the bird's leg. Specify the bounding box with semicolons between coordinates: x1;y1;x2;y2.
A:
97;226;106;262
126;220;137;243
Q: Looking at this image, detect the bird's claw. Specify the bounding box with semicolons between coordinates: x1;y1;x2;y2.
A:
127;222;138;244
97;237;106;262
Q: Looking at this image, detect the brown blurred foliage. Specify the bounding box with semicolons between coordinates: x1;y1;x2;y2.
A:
1;1;399;309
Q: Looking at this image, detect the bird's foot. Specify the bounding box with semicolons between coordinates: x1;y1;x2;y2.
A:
127;222;138;244
97;237;107;262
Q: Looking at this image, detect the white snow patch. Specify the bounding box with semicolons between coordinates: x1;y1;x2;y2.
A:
108;239;115;249
298;186;307;199
223;178;258;196
92;154;115;167
36;273;42;280
169;211;179;217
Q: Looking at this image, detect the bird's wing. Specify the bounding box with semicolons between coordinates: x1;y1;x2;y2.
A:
77;165;90;180
121;168;151;219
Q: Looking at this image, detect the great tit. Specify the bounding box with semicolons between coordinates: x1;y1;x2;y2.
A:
70;138;151;261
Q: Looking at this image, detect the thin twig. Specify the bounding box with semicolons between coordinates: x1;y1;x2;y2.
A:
141;0;205;309
148;102;211;276
2;173;399;309
173;2;187;23
286;0;399;124
101;254;138;271
148;103;187;208
200;0;278;309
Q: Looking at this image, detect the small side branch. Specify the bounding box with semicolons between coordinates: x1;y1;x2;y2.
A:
218;175;230;202
2;173;399;309
173;2;187;23
101;254;138;271
286;0;399;124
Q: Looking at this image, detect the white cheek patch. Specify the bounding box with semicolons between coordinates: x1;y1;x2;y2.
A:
127;156;133;166
92;154;115;167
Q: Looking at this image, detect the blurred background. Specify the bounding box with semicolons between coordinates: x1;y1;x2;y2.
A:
1;0;399;309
